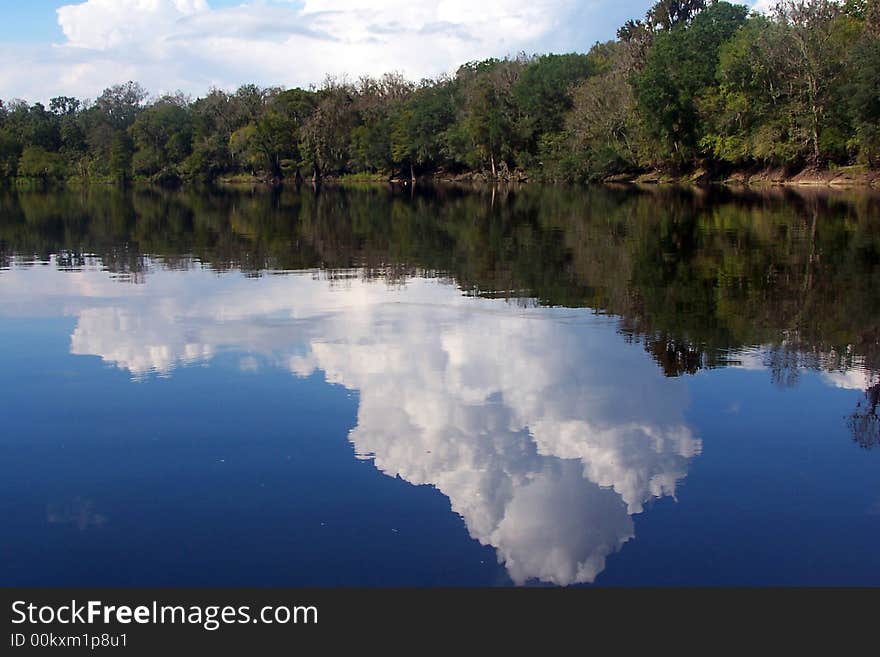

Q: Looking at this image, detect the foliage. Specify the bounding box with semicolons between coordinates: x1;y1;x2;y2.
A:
17;145;65;181
2;0;878;184
635;2;749;166
847;13;880;164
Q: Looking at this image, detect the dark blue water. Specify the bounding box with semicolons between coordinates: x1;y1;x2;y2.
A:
1;185;878;586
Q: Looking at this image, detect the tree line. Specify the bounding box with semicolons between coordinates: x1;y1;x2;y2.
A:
1;0;878;185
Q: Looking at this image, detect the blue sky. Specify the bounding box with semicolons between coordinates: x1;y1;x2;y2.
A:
0;0;664;101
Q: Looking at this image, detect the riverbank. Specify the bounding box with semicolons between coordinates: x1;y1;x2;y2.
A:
604;165;880;188
8;164;880;190
427;164;880;188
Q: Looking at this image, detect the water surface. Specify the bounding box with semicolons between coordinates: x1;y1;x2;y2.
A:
1;184;878;586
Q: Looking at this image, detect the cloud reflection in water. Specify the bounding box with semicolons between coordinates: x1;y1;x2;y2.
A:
2;260;701;584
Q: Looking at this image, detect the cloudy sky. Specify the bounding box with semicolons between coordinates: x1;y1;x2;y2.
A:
0;0;663;102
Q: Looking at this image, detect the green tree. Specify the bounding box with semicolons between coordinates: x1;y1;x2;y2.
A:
109;132;134;183
391;79;457;179
300;80;357;180
350;73;413;175
848;2;880;163
512;53;595;163
559;41;643;180
770;0;860;164
17;145;65;181
184;89;239;181
448;59;523;175
635;2;749;166
0;128;21;179
130;97;193;182
229;88;316;181
646;0;710;30
702;16;801;165
95;81;148;129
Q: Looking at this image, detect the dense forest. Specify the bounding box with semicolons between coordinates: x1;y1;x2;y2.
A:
1;0;879;185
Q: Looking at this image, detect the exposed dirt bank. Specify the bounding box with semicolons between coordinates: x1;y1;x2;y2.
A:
216;165;880;189
609;165;880;188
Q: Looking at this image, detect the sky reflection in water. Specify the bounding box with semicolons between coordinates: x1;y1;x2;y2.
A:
1;186;878;586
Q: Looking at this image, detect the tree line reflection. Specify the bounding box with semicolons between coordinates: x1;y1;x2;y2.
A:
1;183;878;447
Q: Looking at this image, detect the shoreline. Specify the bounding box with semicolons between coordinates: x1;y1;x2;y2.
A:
318;164;880;189
605;165;880;189
6;165;880;190
427;164;880;189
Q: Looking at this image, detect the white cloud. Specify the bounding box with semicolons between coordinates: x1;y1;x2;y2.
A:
822;369;878;391
1;0;592;101
57;0;210;51
750;0;776;15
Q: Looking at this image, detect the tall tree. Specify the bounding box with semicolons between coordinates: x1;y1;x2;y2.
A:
635;2;748;166
771;0;858;165
448;59;523;176
130;97;193;182
391;78;457;179
512;53;595;163
95;81;148;129
230;88;316;182
300;79;357;180
848;0;880;164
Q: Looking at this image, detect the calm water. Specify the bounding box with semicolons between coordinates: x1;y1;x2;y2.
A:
1;184;879;586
